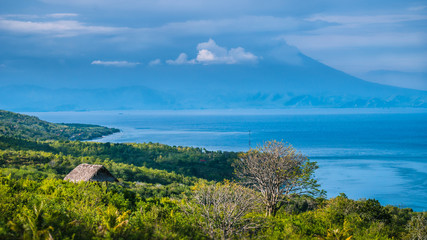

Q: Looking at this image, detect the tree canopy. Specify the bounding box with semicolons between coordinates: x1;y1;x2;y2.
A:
235;140;324;216
0;110;119;141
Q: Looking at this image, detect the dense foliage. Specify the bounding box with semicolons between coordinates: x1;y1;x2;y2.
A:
0;110;119;141
0;136;237;182
0;110;426;239
1;173;425;240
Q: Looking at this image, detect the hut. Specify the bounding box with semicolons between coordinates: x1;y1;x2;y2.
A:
64;163;118;183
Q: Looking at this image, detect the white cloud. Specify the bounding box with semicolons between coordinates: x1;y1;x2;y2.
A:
228;47;258;63
166;53;196;65
196;39;257;64
196;49;216;62
149;59;162;66
0;19;125;37
47;13;79;18
197;39;228;56
167;39;257;65
91;60;140;67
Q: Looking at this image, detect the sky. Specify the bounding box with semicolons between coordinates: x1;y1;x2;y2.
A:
0;0;426;90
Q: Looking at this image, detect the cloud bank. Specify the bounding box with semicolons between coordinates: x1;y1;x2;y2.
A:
167;39;258;65
0;17;124;37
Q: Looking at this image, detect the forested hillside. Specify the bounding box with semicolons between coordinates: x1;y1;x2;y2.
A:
0;110;425;239
0;110;119;141
0;136;236;182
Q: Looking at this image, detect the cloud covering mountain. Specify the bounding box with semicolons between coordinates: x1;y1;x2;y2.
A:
1;45;425;111
0;0;426;111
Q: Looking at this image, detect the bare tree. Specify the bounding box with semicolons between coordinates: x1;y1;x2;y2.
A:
234;140;323;216
186;181;263;240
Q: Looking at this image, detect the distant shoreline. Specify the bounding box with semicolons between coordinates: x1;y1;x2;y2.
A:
84;129;122;142
22;107;427;117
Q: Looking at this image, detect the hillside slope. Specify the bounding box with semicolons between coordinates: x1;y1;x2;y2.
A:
0;110;119;141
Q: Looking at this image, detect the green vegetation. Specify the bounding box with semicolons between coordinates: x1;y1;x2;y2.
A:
0;172;425;239
0;136;237;182
0;110;426;239
0;110;119;141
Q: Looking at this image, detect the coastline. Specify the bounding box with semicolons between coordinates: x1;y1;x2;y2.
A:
22;107;427;117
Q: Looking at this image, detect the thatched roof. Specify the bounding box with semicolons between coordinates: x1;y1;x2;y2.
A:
64;163;118;182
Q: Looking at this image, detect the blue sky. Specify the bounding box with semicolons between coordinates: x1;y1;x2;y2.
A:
0;0;426;90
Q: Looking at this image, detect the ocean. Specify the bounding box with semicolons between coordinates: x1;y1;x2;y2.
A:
26;109;427;211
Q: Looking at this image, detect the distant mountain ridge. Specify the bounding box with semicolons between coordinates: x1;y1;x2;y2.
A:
1;54;425;111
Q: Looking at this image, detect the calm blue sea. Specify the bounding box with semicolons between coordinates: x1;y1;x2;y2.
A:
26;109;427;211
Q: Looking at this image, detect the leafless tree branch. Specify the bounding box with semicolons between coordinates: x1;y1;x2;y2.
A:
234;140;322;216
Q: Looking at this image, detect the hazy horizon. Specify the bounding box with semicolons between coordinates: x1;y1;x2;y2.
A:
1;0;426;93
